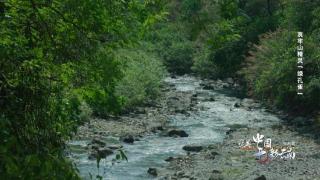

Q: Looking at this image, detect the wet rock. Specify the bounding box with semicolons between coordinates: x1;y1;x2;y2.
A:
254;175;266;180
165;156;175;162
234;102;241;108
226;78;234;84
151;125;164;133
211;151;219;156
226;128;235;135
88;147;113;160
212;170;221;174
183;145;203;152
120;135;134;144
241;98;260;109
203;84;215;90
88;124;94;129
148;168;158;176
88;153;96;160
156;126;164;131
97;147;113;158
221;82;230;88
208;151;219;159
91;138;106;146
168;129;189;137
89;144;100;150
176;171;185;177
107;144;123;150
175;109;187;114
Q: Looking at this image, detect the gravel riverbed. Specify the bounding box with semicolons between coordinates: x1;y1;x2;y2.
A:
68;75;320;180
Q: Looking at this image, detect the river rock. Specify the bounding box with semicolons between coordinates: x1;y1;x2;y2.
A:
97;147;113;158
91;138;106;146
254;175;266;180
148;168;158;176
120;135;134;144
203;84;215;90
168;129;189;137
241;98;260;109
165;156;175;162
107;144;123;150
183;145;203;152
234;102;241;108
212;170;221;174
226;77;234;84
88;147;113;160
156;126;164;131
221;82;230;88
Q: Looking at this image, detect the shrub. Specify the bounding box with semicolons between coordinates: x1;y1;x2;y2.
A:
162;41;194;74
115;49;167;110
192;46;219;78
146;23;194;74
241;30;320;114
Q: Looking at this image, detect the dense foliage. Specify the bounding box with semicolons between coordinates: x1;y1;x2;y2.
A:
115;48;166;109
240;1;320;114
0;0;165;179
154;0;319;114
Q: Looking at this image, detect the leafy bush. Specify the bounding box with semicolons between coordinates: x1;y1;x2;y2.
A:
70;47;123;117
146;23;194;74
191;46;218;78
115;49;167;110
162;40;194;74
241;30;320;113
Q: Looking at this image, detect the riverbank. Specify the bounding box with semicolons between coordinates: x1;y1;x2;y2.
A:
158;123;320;180
157;82;320;180
73;76;194;141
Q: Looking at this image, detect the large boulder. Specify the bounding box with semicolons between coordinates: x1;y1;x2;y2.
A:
182;145;203;152
167;129;189;137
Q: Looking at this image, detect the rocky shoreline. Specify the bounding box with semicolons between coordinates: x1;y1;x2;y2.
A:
155;79;320;180
157;123;320;180
70;76;320;180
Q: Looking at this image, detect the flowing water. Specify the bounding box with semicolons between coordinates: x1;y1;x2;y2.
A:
67;76;281;180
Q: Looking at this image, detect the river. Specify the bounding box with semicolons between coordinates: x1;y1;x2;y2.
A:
67;76;281;180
